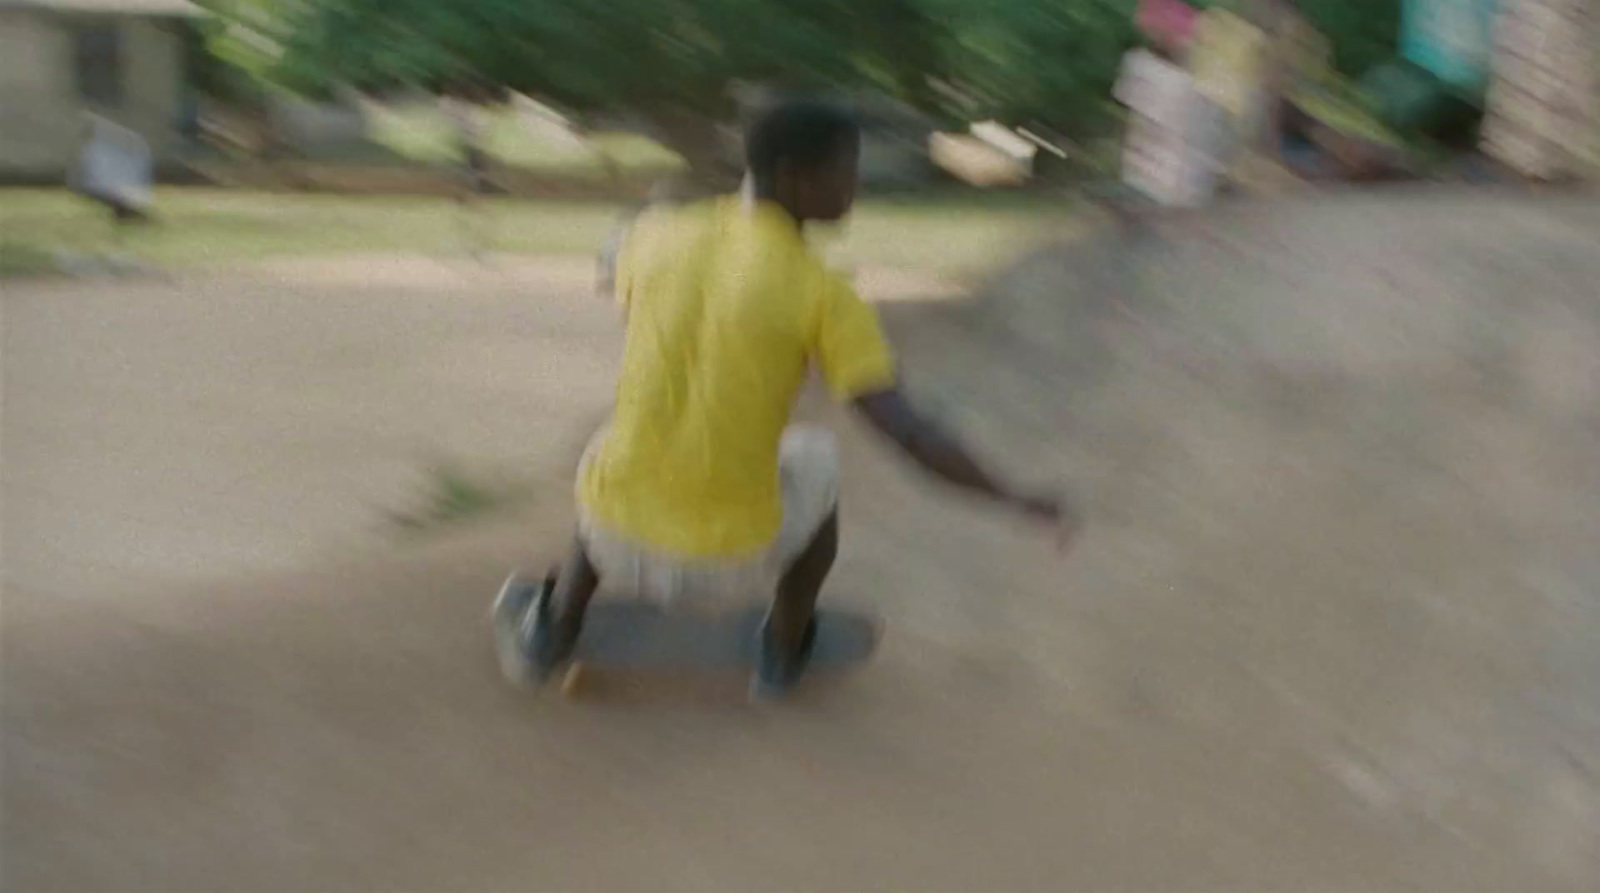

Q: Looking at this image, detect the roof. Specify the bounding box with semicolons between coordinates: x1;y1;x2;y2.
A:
0;0;202;15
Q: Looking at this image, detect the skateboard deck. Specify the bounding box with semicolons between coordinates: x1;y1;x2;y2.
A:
494;576;881;699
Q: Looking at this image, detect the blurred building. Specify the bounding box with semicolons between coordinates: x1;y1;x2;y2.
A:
1480;0;1598;180
0;0;198;181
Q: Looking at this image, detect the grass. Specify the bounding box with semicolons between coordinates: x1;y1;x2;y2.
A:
0;187;1077;277
386;463;533;535
0;190;624;267
0;241;60;278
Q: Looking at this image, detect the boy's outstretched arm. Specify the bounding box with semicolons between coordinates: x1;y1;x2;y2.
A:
852;387;1075;539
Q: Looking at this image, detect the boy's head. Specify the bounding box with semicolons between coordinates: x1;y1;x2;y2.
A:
745;100;861;223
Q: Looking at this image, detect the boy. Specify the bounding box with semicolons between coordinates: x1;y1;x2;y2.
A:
596;177;698;299
495;101;1074;698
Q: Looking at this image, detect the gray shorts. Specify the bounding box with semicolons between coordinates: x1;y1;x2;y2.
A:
578;426;840;610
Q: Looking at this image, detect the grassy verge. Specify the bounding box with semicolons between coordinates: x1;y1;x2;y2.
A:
0;190;623;267
386;463;534;535
0;187;1077;277
0;242;60;278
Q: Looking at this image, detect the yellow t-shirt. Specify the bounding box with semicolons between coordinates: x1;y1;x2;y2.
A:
579;197;897;558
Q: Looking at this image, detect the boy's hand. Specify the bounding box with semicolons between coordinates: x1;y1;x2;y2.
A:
1010;490;1082;552
1013;491;1063;521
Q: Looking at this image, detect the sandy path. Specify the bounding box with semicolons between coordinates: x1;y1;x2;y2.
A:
5;196;1599;891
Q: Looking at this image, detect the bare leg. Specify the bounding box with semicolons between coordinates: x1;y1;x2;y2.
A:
766;509;839;660
505;533;598;679
548;534;600;637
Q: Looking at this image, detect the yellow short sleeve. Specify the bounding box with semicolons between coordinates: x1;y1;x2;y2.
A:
612;217;645;317
811;272;896;401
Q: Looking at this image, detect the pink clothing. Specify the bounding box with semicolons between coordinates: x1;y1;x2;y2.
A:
1136;0;1199;48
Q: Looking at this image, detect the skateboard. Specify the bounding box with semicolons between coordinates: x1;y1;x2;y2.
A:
492;575;882;699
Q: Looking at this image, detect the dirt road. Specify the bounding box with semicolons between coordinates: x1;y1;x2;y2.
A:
5;195;1599;891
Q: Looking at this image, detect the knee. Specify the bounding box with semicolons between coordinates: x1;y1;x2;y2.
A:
805;510;840;569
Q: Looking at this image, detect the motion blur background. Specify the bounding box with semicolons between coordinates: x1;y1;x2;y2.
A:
4;1;1599;891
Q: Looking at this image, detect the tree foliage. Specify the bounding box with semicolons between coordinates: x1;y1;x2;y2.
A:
273;0;942;103
269;0;946;174
187;0;298;109
934;0;1405;139
237;0;1404;171
931;0;1139;139
1292;0;1403;78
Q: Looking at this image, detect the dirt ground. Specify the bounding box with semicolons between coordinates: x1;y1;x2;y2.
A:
5;193;1599;891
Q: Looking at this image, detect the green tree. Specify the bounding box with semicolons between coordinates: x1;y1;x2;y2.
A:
1293;0;1402;78
238;0;1407;177
187;0;299;109
931;0;1138;142
272;0;949;180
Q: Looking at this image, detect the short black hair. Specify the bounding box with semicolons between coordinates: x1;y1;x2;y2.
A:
745;100;860;190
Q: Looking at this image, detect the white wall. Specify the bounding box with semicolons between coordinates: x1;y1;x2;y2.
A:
0;12;186;177
0;11;78;173
121;16;184;160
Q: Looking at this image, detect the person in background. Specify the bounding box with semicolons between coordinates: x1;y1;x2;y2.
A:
441;84;495;259
1114;0;1213;211
1097;0;1215;304
441;84;491;195
496;101;1075;699
74;113;153;222
1189;0;1331;192
71;113;154;257
1188;0;1270;187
